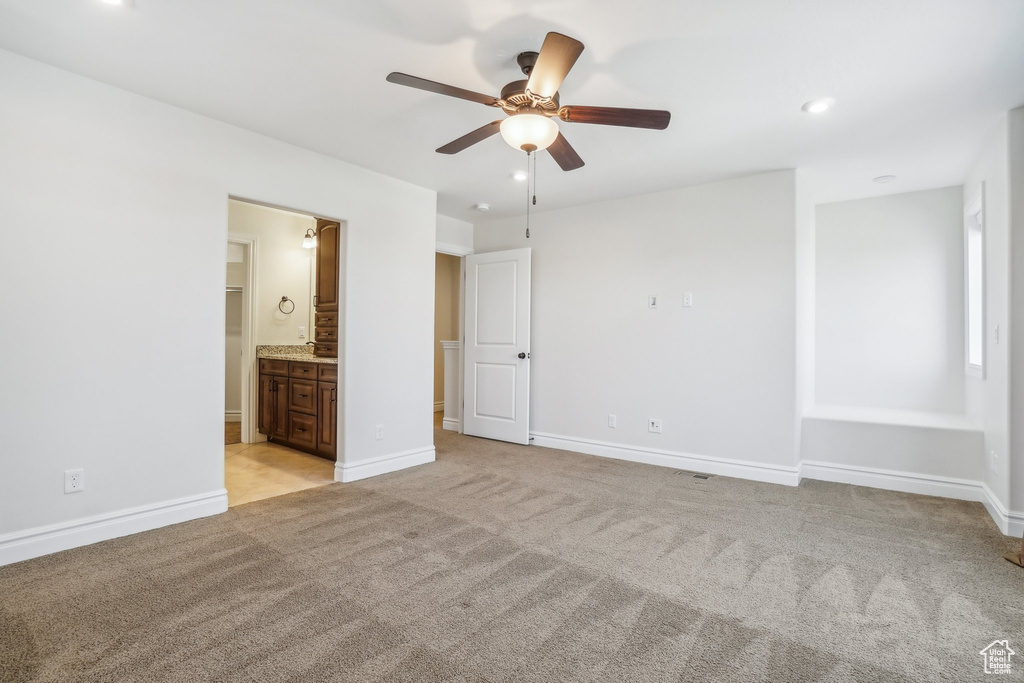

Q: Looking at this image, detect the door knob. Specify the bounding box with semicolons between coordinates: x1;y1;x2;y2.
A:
518;352;526;359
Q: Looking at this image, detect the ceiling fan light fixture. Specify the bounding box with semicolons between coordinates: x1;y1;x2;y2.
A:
500;113;559;152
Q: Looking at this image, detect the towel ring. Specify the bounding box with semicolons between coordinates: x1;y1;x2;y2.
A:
279;296;295;315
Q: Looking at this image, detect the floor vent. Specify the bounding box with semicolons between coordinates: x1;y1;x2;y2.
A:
692;474;711;480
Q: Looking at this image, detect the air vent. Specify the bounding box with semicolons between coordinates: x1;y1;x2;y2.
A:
692;474;711;480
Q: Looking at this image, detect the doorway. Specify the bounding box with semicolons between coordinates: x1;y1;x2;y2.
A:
434;252;462;431
223;199;339;507
225;240;247;445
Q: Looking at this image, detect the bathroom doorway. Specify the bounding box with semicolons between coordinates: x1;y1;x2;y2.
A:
223;199;339;507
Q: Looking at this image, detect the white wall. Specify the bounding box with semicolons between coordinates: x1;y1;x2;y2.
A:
815;187;966;413
0;50;436;562
475;171;798;476
436;214;473;253
433;253;460;406
794;170;816;461
964;116;1012;511
1009;106;1024;514
227;200;315;346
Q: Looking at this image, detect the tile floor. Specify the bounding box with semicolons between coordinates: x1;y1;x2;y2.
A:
224;441;335;507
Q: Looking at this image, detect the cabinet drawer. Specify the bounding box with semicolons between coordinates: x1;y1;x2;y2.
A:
288;412;317;449
259;358;289;377
289;361;318;379
314;342;337;358
288;378;317;414
315;311;338;328
318;364;338;382
315;325;337;342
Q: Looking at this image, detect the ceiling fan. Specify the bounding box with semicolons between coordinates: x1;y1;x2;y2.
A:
386;32;671;171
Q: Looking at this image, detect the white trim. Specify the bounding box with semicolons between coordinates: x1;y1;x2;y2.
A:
336;447;435;483
433;401;444;412
964;183;985;378
436;240;473;256
530;432;801;487
0;490;228;566
224;411;242;422
442;418;460;431
800;460;1022;536
980;483;1024;537
800;460;984;501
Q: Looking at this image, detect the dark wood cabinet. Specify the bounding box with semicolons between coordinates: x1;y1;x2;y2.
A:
317;382;337;458
313;218;340;358
257;358;338;461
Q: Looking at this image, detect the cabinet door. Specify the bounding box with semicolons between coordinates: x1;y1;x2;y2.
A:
315;219;340;312
317;382;337;461
272;378;289;440
258;374;275;435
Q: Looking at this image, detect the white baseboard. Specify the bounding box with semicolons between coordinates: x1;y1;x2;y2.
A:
800;461;1022;536
336;446;435;483
224;411;242;423
980;483;1024;537
433;402;444;412
0;489;228;567
800;460;984;501
530;432;801;487
442;418;460;432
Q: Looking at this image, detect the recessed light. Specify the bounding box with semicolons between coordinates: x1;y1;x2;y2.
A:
801;97;835;114
511;171;528;181
474;203;490;212
100;0;133;5
873;175;897;184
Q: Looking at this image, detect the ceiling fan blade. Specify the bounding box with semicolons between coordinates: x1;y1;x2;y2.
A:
560;106;671;129
386;72;498;107
436;121;503;154
526;32;584;99
547;132;584;171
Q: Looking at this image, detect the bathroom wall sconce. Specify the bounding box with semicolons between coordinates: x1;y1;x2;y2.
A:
302;228;317;249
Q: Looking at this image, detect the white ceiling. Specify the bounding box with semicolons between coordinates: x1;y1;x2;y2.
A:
2;0;1023;221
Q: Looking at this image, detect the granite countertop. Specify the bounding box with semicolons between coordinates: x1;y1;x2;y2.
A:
256;345;338;364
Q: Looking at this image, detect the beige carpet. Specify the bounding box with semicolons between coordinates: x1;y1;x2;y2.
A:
2;428;1022;682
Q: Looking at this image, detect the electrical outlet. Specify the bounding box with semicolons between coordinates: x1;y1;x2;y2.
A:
990;450;999;474
298;325;306;339
648;419;662;434
683;292;693;308
375;424;384;440
608;414;617;428
64;468;84;494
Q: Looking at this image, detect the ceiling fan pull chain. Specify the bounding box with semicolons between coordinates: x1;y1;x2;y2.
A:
525;150;532;238
532;150;537;206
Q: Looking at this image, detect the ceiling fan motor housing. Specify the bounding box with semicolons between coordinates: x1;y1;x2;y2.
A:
500;79;559;113
516;51;539;76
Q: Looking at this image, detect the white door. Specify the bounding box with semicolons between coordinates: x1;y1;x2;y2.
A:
463;248;531;444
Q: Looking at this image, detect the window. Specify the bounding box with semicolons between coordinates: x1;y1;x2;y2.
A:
965;186;984;377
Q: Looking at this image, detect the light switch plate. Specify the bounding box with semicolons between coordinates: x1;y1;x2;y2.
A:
648;295;658;309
